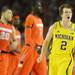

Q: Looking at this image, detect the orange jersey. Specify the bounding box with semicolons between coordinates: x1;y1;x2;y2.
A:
24;14;44;46
0;23;13;51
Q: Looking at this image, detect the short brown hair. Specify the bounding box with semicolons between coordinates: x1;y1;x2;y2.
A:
59;4;73;15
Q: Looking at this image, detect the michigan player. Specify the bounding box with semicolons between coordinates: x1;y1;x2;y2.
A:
37;4;75;75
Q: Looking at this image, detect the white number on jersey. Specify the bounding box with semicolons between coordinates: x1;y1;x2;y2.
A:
0;32;10;40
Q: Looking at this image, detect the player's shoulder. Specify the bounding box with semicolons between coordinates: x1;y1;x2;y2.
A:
72;22;75;26
71;22;75;31
26;14;34;19
49;21;59;30
0;21;12;29
5;24;13;30
0;22;3;27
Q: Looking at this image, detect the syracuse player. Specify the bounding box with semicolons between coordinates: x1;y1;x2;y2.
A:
0;6;18;75
18;2;47;75
7;15;21;75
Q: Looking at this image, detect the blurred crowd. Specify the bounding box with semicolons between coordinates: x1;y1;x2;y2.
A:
0;0;75;34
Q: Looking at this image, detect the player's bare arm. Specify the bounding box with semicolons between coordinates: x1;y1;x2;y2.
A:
37;24;55;63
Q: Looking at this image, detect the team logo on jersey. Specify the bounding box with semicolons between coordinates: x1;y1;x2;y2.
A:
55;34;74;40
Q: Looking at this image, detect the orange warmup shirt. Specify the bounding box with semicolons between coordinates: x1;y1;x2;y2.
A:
0;22;13;75
18;14;47;75
0;22;13;51
24;14;43;47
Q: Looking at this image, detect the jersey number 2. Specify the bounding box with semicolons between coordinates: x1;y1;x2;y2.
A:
61;41;67;50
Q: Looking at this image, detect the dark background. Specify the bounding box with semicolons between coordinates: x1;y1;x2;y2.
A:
0;0;75;37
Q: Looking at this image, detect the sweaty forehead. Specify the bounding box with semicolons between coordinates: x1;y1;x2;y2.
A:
63;8;72;12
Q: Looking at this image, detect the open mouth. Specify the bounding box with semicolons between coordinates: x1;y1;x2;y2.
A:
67;17;70;19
